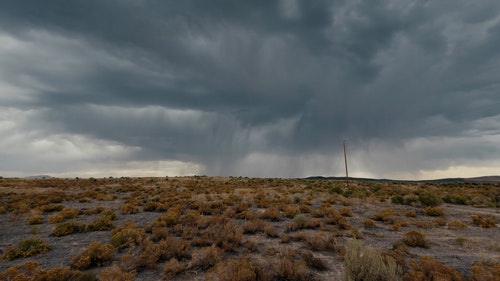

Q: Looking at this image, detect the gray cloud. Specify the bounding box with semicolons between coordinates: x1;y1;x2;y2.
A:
0;0;499;178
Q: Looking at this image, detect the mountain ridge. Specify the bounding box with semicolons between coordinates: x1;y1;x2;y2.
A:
304;175;500;183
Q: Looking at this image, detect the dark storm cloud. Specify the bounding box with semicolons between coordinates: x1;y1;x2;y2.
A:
1;0;499;178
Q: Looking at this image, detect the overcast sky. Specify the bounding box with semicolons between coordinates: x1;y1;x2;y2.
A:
1;1;499;179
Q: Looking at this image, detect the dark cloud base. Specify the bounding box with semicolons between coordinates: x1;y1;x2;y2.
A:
0;1;499;178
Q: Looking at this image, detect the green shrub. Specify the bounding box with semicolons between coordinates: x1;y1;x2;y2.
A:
403;195;419;205
418;192;442;207
2;238;51;260
391;195;404;204
342;239;402;281
288;214;308;231
442;194;468;205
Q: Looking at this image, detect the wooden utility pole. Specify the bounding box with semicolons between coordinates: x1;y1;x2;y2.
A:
343;140;349;188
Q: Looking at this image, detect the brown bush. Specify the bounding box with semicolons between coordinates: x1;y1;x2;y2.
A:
302;251;328;271
119;204;139;215
40;266;86;281
48;213;64;224
264;224;280;238
151;226;169;241
364;219;376;228
164;258;185;279
471;214;496;228
415;220;433;229
205;216;243;251
404;256;464;281
39;203;64;213
282;204;300;218
60;207;80;219
272;249;311;281
383;241;408;268
390;223;402;231
188;246;223;270
434;218;447;227
243;219;266;234
99;264;136;281
28;214;44;225
89;215;115;231
403;230;429;248
260;206;281;221
111;221;147;248
305;232;339;251
180;209;202;225
373;208;397;224
339;207;353;217
424;207;445;217
158;237;190;260
52;221;88;237
405;211;417;218
207;257;257;281
469;261;500;281
312;203;334;217
70;241;115;270
135;240;161;270
2;238;51;260
0;261;84;281
447;220;467;230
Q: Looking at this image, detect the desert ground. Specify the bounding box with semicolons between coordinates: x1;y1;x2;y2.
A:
0;176;498;280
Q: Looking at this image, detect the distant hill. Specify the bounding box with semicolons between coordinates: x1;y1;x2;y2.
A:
466;176;500;182
25;175;53;179
304;175;500;183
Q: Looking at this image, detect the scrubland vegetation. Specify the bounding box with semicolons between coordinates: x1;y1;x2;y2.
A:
0;176;498;280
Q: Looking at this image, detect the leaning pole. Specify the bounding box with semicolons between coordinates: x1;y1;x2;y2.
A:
344;140;349;188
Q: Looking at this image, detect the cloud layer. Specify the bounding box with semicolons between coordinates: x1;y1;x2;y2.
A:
1;1;499;178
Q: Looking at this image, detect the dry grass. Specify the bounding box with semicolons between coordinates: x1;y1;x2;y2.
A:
343;239;402;281
0;176;498;280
